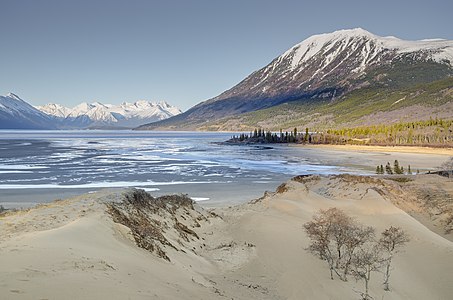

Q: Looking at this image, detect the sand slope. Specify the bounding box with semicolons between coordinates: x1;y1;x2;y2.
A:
1;175;452;299
233;175;453;299
0;190;217;299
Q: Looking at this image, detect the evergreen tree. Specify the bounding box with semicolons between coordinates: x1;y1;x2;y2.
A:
376;166;380;174
380;165;384;174
385;162;393;174
407;165;412;175
305;128;310;142
394;160;403;174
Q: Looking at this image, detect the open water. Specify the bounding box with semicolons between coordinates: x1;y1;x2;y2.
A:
0;130;359;208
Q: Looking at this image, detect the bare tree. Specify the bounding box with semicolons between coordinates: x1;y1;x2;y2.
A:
304;208;374;281
341;224;375;281
378;226;410;291
439;157;453;177
304;209;410;298
304;208;345;280
440;156;453;168
326;208;353;274
349;243;383;300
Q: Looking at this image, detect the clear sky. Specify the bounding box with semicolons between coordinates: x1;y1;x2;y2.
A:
1;0;452;110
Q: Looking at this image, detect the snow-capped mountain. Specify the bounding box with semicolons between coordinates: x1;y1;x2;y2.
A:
280;28;453;74
0;92;181;129
208;28;453;106
0;93;55;129
37;103;72;118
138;28;453;130
37;100;182;128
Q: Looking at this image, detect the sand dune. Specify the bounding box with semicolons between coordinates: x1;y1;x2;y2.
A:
1;175;452;299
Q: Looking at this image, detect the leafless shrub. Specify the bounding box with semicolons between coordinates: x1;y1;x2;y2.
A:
438;157;453;177
304;208;409;299
439;156;453;170
349;243;383;300
341;224;375;281
303;208;374;281
378;226;410;291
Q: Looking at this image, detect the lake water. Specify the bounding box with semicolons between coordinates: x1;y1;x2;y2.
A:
0;130;409;208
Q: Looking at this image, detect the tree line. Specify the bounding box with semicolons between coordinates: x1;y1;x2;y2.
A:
312;118;453;147
375;160;418;175
230;127;312;144
229;117;452;148
304;208;409;299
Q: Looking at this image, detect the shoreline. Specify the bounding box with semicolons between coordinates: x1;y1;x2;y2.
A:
299;144;453;155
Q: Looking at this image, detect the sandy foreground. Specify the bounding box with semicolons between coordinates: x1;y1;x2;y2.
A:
1;174;453;299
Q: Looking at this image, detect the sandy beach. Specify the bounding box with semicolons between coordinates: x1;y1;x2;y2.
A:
303;144;453;156
294;144;453;175
1;173;452;299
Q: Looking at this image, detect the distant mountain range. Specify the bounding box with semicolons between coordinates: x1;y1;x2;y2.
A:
3;28;452;131
137;28;453;131
0;93;181;129
37;100;181;129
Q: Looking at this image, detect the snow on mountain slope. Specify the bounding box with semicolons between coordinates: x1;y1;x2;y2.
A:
37;100;182;128
113;100;182;119
138;28;453;130
281;28;453;72
67;102;96;118
36;103;71;118
1;93;42;115
0;93;55;129
206;27;453;107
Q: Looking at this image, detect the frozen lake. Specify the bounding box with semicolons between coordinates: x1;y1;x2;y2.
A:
1;130;444;208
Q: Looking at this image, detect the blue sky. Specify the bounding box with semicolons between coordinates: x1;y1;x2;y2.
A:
1;0;452;110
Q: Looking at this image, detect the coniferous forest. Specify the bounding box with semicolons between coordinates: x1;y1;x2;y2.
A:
229;118;453;148
312;118;453;147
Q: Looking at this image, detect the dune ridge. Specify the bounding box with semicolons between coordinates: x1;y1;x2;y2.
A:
0;174;452;299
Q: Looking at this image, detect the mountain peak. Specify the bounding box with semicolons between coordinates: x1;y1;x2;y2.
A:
6;92;22;101
34;99;181;128
36;103;71;119
142;28;453;131
74;102;93;109
0;93;55;129
91;101;106;107
320;27;376;39
280;28;380;72
278;28;453;73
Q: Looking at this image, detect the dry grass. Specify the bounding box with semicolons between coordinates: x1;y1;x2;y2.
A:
106;189;210;261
